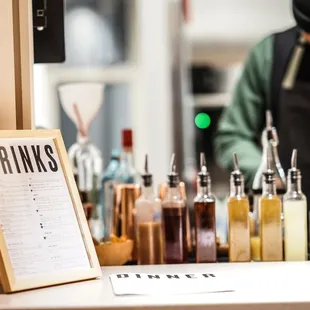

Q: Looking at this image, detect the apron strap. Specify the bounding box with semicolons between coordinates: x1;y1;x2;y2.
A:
282;34;307;90
269;27;299;126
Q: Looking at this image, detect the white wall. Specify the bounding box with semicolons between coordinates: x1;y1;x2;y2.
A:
187;0;295;45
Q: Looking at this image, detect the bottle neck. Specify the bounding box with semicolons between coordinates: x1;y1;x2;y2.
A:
121;147;134;166
165;186;181;200
287;177;302;194
141;185;154;198
230;178;245;196
262;180;277;196
198;183;211;196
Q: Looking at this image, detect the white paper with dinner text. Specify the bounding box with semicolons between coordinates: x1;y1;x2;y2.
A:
110;273;235;295
0;138;90;280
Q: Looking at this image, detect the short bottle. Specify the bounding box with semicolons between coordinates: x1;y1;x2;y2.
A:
283;149;308;261
259;147;283;262
227;153;251;262
135;155;163;265
162;154;188;264
194;153;217;263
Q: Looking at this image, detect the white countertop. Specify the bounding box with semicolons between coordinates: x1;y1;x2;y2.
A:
1;262;310;310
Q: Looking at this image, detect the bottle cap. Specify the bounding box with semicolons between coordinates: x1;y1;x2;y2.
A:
141;154;153;187
231;152;243;186
288;149;301;183
197;152;210;187
167;153;179;188
122;129;133;148
263;145;275;184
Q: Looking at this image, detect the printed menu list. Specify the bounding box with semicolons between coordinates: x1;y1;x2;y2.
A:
0;138;90;279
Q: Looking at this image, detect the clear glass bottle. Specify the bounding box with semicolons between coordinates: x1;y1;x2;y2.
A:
259;147;283;262
162;154;188;264
99;149;120;240
135;155;163;265
68;134;102;222
227;153;251;262
114;129;138;184
194;153;216;263
283;149;308;261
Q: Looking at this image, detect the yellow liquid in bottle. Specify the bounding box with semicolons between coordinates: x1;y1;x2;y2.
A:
259;195;283;261
227;196;251;262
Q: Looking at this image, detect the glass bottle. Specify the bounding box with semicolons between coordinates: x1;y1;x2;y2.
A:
99;149;120;240
162;154;188;264
135;155;163;265
259;146;283;262
114;129;138;184
227;153;251;262
283;149;308;261
194;153;216;263
68;134;102;222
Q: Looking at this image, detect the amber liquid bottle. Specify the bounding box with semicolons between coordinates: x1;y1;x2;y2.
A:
162;154;188;264
194;154;216;263
227;153;251;262
259;165;283;261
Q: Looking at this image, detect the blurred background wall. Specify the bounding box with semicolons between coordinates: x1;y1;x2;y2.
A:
32;0;295;196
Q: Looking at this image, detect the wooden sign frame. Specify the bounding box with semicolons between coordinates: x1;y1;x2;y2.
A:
0;130;101;293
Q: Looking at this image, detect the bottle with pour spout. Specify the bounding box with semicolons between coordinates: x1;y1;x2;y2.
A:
283;149;308;261
259;146;283;261
135;155;163;265
227;153;251;262
162;154;188;264
251;110;286;261
194;153;217;263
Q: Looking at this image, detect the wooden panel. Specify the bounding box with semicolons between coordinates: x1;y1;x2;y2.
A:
0;0;34;130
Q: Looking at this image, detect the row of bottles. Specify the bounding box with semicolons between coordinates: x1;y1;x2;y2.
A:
134;147;308;265
68;109;308;264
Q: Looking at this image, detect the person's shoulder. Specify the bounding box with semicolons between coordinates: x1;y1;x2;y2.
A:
252;26;297;56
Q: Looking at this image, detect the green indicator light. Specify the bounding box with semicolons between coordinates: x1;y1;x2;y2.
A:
195;113;211;129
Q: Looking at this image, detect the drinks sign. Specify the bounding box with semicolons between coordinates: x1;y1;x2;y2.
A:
110;272;235;295
0;130;101;293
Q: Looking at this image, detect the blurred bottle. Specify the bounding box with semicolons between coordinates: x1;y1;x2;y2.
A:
283;149;308;261
69;134;102;222
114;129;138;184
194;153;217;263
227;153;251;262
135;155;163;265
260;146;283;262
162;154;188;264
99;149;120;240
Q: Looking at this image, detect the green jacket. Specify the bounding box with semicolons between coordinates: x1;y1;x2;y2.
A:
214;35;274;188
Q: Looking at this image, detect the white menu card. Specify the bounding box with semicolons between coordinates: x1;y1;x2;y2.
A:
0;131;101;293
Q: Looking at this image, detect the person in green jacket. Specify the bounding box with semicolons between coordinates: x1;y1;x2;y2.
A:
215;0;310;194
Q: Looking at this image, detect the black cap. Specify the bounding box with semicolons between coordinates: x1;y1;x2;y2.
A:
167;153;179;188
198;152;210;187
288;149;301;183
293;0;310;33
231;152;243;186
141;154;152;187
263;145;275;185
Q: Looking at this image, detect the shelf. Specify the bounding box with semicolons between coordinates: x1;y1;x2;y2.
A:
193;93;231;108
44;63;138;84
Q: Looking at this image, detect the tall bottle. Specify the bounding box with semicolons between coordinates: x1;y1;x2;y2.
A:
135;155;163;265
162;154;188;264
194;153;216;263
283;149;308;261
259;146;283;261
227;153;251;262
99;149;120;240
114;129;138;184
